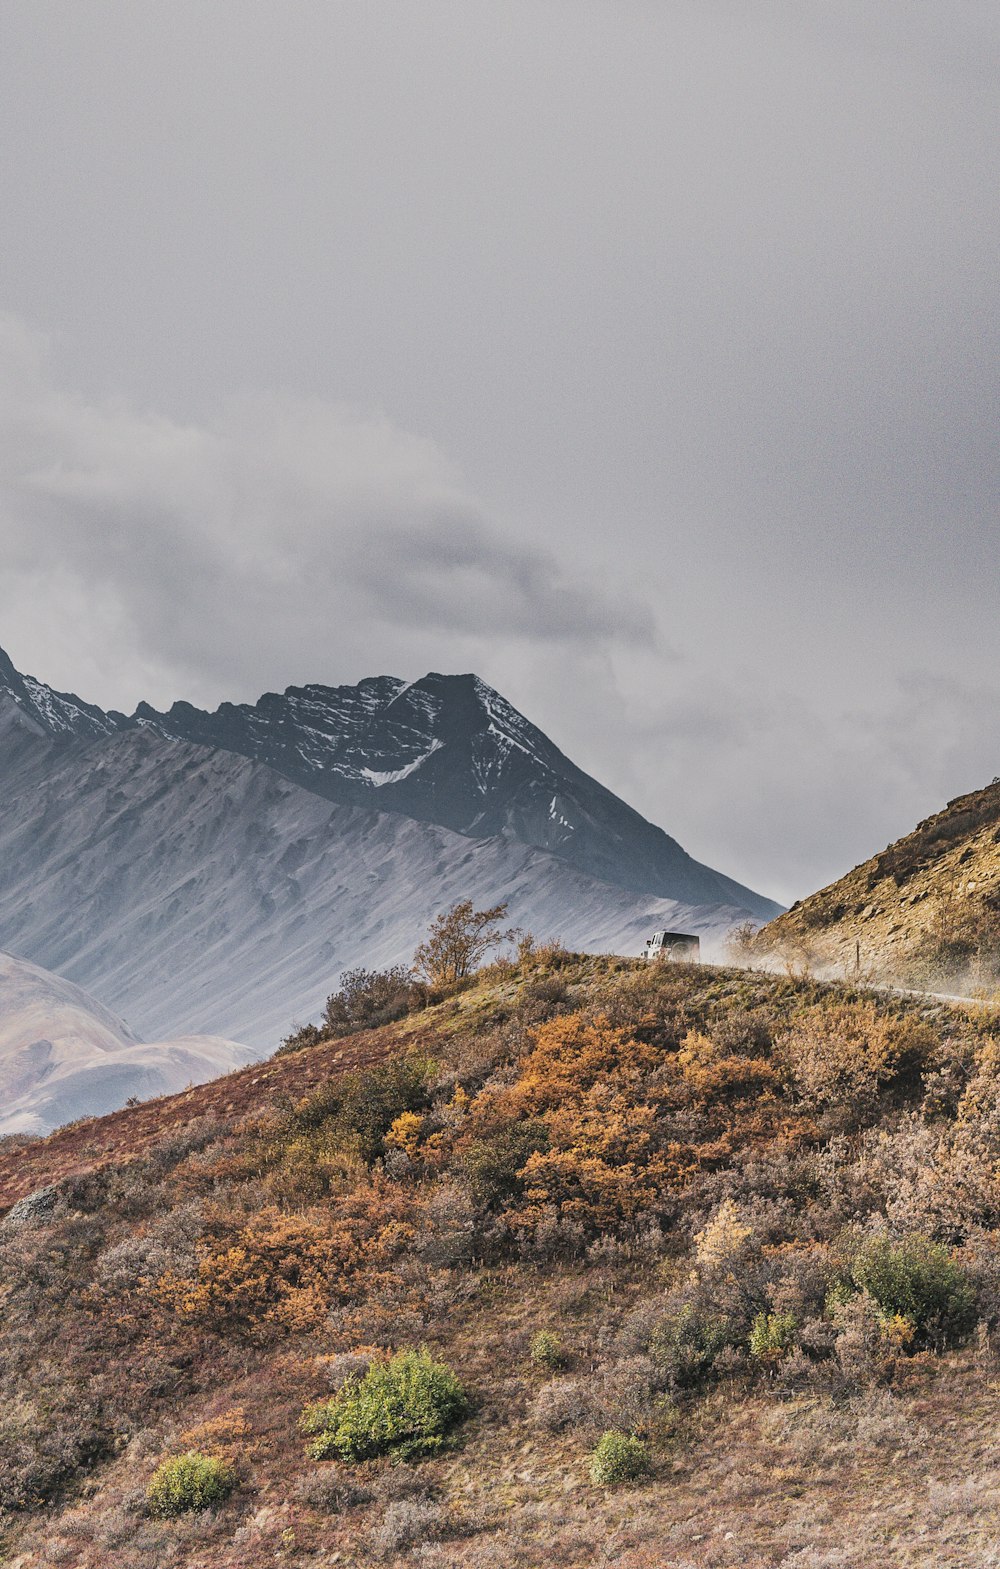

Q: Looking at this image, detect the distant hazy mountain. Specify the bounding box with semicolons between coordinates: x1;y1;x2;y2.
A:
0;695;755;1045
0;948;254;1136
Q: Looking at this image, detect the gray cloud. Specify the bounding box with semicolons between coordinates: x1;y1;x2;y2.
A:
0;317;653;707
0;2;997;905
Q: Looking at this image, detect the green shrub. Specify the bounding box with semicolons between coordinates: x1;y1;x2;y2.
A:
529;1329;566;1370
589;1429;651;1487
301;1348;469;1462
848;1234;976;1346
295;1055;433;1160
748;1311;797;1366
648;1303;732;1390
464;1119;549;1209
146;1451;237;1516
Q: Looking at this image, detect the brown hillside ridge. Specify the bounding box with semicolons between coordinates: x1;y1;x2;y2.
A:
5;952;1000;1567
0;1022;399;1211
753;776;1000;991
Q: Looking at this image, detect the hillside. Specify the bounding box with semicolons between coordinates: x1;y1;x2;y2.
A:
0;949;255;1136
0;693;753;1045
3;954;1000;1566
755;777;1000;991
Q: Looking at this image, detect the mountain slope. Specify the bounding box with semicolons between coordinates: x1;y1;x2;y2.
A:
0;698;753;1045
0;649;779;919
0;957;997;1567
134;672;780;917
0;948;254;1135
755;777;1000;986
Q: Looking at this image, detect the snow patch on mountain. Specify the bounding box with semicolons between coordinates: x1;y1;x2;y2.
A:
361;739;443;787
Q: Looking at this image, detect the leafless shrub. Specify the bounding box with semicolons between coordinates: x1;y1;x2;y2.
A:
144;1116;230;1176
415;1182;479;1268
369;1498;444;1560
830;1290;895;1391
776;1546;863;1568
926;1472;1000;1520
548;1275;594;1317
763;1385;920;1471
90;1502;139;1549
528;1376;592;1433
777;1001;934;1124
760;1398;852;1466
851;1387;919;1452
615;1296;668;1358
775;1348;818;1392
319;1350;373;1393
590;1357;659;1432
94;1201;204;1296
382;1148;416;1183
372;1463;434;1504
429;1538;526;1569
295;1469;371;1512
526;1355;659;1438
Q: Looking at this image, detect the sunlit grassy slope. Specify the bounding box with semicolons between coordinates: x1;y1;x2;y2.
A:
3;952;1000;1566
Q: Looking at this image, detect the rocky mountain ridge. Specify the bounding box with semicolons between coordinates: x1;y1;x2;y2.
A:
0;692;753;1045
0;651;779;919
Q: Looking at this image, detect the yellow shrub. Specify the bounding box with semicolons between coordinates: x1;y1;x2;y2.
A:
155;1209;348;1337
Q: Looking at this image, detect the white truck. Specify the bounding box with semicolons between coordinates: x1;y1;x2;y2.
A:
644;929;700;963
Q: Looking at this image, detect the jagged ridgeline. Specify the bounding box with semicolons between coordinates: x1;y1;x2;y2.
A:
0;646;780;1044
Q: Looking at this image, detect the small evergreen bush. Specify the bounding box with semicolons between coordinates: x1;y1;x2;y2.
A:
589;1429;651;1487
749;1311;797;1366
301;1349;469;1462
529;1329;565;1370
146;1451;236;1516
848;1234;976;1346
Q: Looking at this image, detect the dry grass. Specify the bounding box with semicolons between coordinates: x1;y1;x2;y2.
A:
2;957;1000;1565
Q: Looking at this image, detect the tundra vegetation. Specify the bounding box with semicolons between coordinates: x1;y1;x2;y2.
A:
749;776;1000;994
5;926;1000;1564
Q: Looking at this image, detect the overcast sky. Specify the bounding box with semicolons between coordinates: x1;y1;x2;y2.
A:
1;1;998;905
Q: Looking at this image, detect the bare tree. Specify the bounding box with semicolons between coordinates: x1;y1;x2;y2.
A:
413;900;519;986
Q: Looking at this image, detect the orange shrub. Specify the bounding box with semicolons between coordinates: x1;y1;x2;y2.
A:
155;1188;416;1338
676;1030;780;1102
490;1012;662;1117
777;1001;934;1116
155;1209;343;1336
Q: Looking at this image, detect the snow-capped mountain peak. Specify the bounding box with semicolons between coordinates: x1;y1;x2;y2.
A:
0;647;781;918
0;645;127;742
